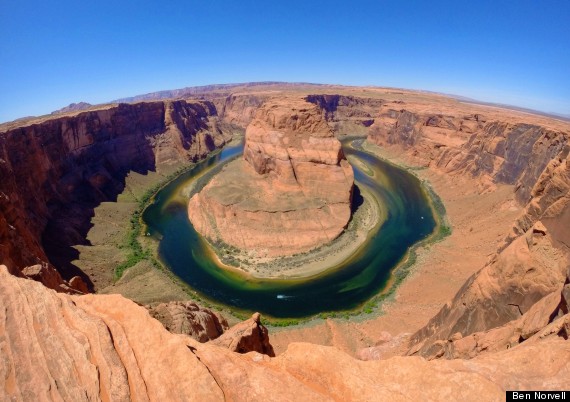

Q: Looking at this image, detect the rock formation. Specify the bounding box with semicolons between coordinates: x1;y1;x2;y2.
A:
146;302;274;353
2;265;570;401
146;301;229;342
188;98;354;257
407;221;569;359
212;312;275;356
365;102;569;200
306;94;383;134
405;152;570;359
22;263;88;294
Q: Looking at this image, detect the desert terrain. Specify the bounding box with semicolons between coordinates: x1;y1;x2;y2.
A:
1;83;569;400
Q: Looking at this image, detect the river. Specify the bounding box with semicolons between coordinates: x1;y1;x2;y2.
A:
142;138;436;318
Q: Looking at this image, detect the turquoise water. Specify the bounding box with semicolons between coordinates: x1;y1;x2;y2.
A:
142;139;436;318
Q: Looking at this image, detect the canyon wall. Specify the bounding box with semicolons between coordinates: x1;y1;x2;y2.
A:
306;94;383;134
0;100;231;289
212;93;270;129
406;154;570;359
330;97;570;361
365;103;569;204
302;94;570;361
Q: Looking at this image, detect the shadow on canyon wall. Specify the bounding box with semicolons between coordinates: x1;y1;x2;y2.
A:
0;100;230;290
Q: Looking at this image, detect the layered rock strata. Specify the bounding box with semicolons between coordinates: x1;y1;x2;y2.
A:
188;98;354;257
0;100;231;289
365;103;569;202
3;85;570;400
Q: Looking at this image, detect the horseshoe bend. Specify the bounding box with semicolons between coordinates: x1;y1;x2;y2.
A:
1;83;570;400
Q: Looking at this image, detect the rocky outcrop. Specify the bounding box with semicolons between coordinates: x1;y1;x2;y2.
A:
0;100;230;289
506;148;570;246
2;265;569;401
212;312;275;356
3;84;570;400
436;122;568;203
406;136;570;359
408;265;570;360
147;301;229;342
21;263;88;294
188;98;354;257
407;219;569;359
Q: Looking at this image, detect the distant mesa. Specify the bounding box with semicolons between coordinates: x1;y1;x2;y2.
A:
188;98;354;258
51;101;93;115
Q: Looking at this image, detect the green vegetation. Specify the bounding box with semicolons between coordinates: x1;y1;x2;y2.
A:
114;164;197;280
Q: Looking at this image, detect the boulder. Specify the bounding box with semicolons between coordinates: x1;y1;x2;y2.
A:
212;312;275;356
147;301;229;342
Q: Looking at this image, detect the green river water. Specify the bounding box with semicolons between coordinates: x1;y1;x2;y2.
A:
142;139;436;319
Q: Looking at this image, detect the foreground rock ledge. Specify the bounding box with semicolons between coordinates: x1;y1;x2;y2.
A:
2;265;570;401
188;98;354;257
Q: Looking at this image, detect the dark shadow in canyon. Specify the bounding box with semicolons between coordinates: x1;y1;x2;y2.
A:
41;160;159;292
0;100;229;292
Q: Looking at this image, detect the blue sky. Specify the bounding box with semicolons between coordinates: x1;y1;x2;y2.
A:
1;0;569;122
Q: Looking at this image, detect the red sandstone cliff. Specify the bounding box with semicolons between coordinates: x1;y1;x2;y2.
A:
406;153;570;359
0;100;231;290
365;103;568;202
2;86;570;400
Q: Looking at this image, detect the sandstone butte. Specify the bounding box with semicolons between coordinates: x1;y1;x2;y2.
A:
188;98;355;257
1;83;570;401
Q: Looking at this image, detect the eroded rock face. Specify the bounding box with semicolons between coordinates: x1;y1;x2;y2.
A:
21;264;88;294
3;85;570;400
405;143;570;359
366;105;569;201
506;149;570;248
407;219;569;359
212;312;275;356
212;93;270;128
188;98;354;257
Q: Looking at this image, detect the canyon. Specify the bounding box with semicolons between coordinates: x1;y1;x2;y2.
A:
1;83;570;400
